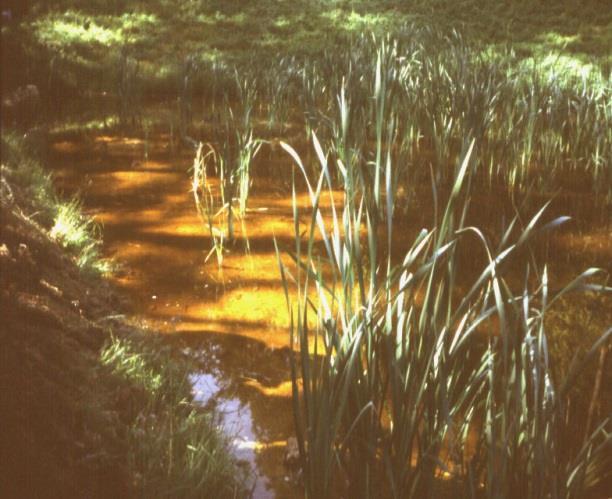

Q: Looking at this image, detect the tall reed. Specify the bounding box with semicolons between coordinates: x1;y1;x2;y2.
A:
202;28;610;200
277;130;611;498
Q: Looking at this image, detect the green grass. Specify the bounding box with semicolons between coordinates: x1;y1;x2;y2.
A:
3;0;610;99
1;132;111;274
1;131;56;220
50;198;112;273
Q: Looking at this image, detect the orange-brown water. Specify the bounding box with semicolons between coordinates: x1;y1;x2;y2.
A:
51;134;307;498
49;131;610;498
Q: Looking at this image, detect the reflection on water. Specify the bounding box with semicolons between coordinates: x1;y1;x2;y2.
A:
190;371;222;406
190;371;274;498
181;333;298;498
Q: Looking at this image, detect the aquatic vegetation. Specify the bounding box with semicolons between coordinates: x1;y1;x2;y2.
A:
192;71;263;264
179;29;610;204
186;34;612;494
232;72;264;218
187;29;610;294
278;132;611;498
269;37;610;497
192;142;226;268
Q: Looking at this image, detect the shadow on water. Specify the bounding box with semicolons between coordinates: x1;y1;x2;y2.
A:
48;130;610;498
49;133;310;498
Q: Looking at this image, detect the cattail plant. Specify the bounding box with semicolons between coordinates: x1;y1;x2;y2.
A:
193;75;262;252
277;129;610;499
178;54;197;139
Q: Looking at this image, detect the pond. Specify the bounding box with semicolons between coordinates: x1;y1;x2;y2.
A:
49;126;610;498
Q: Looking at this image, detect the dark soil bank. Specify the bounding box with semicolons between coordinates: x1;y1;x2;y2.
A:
0;184;132;497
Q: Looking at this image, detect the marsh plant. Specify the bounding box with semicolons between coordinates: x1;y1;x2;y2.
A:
192;73;263;264
117;45;142;129
192;142;226;268
211;106;262;243
197;28;610;201
186;28;611;496
178;54;198;138
191;117;262;267
277;130;611;498
232;72;264;217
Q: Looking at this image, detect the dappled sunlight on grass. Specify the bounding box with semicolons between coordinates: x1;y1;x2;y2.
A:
32;11;158;48
195;12;248;26
34;17;120;46
49;115;121;136
11;0;609;104
322;9;400;33
516;50;605;82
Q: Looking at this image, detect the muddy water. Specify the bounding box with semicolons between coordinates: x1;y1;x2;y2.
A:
50;134;308;498
49;131;611;497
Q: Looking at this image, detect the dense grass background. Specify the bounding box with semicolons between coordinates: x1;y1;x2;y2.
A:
3;0;611;98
